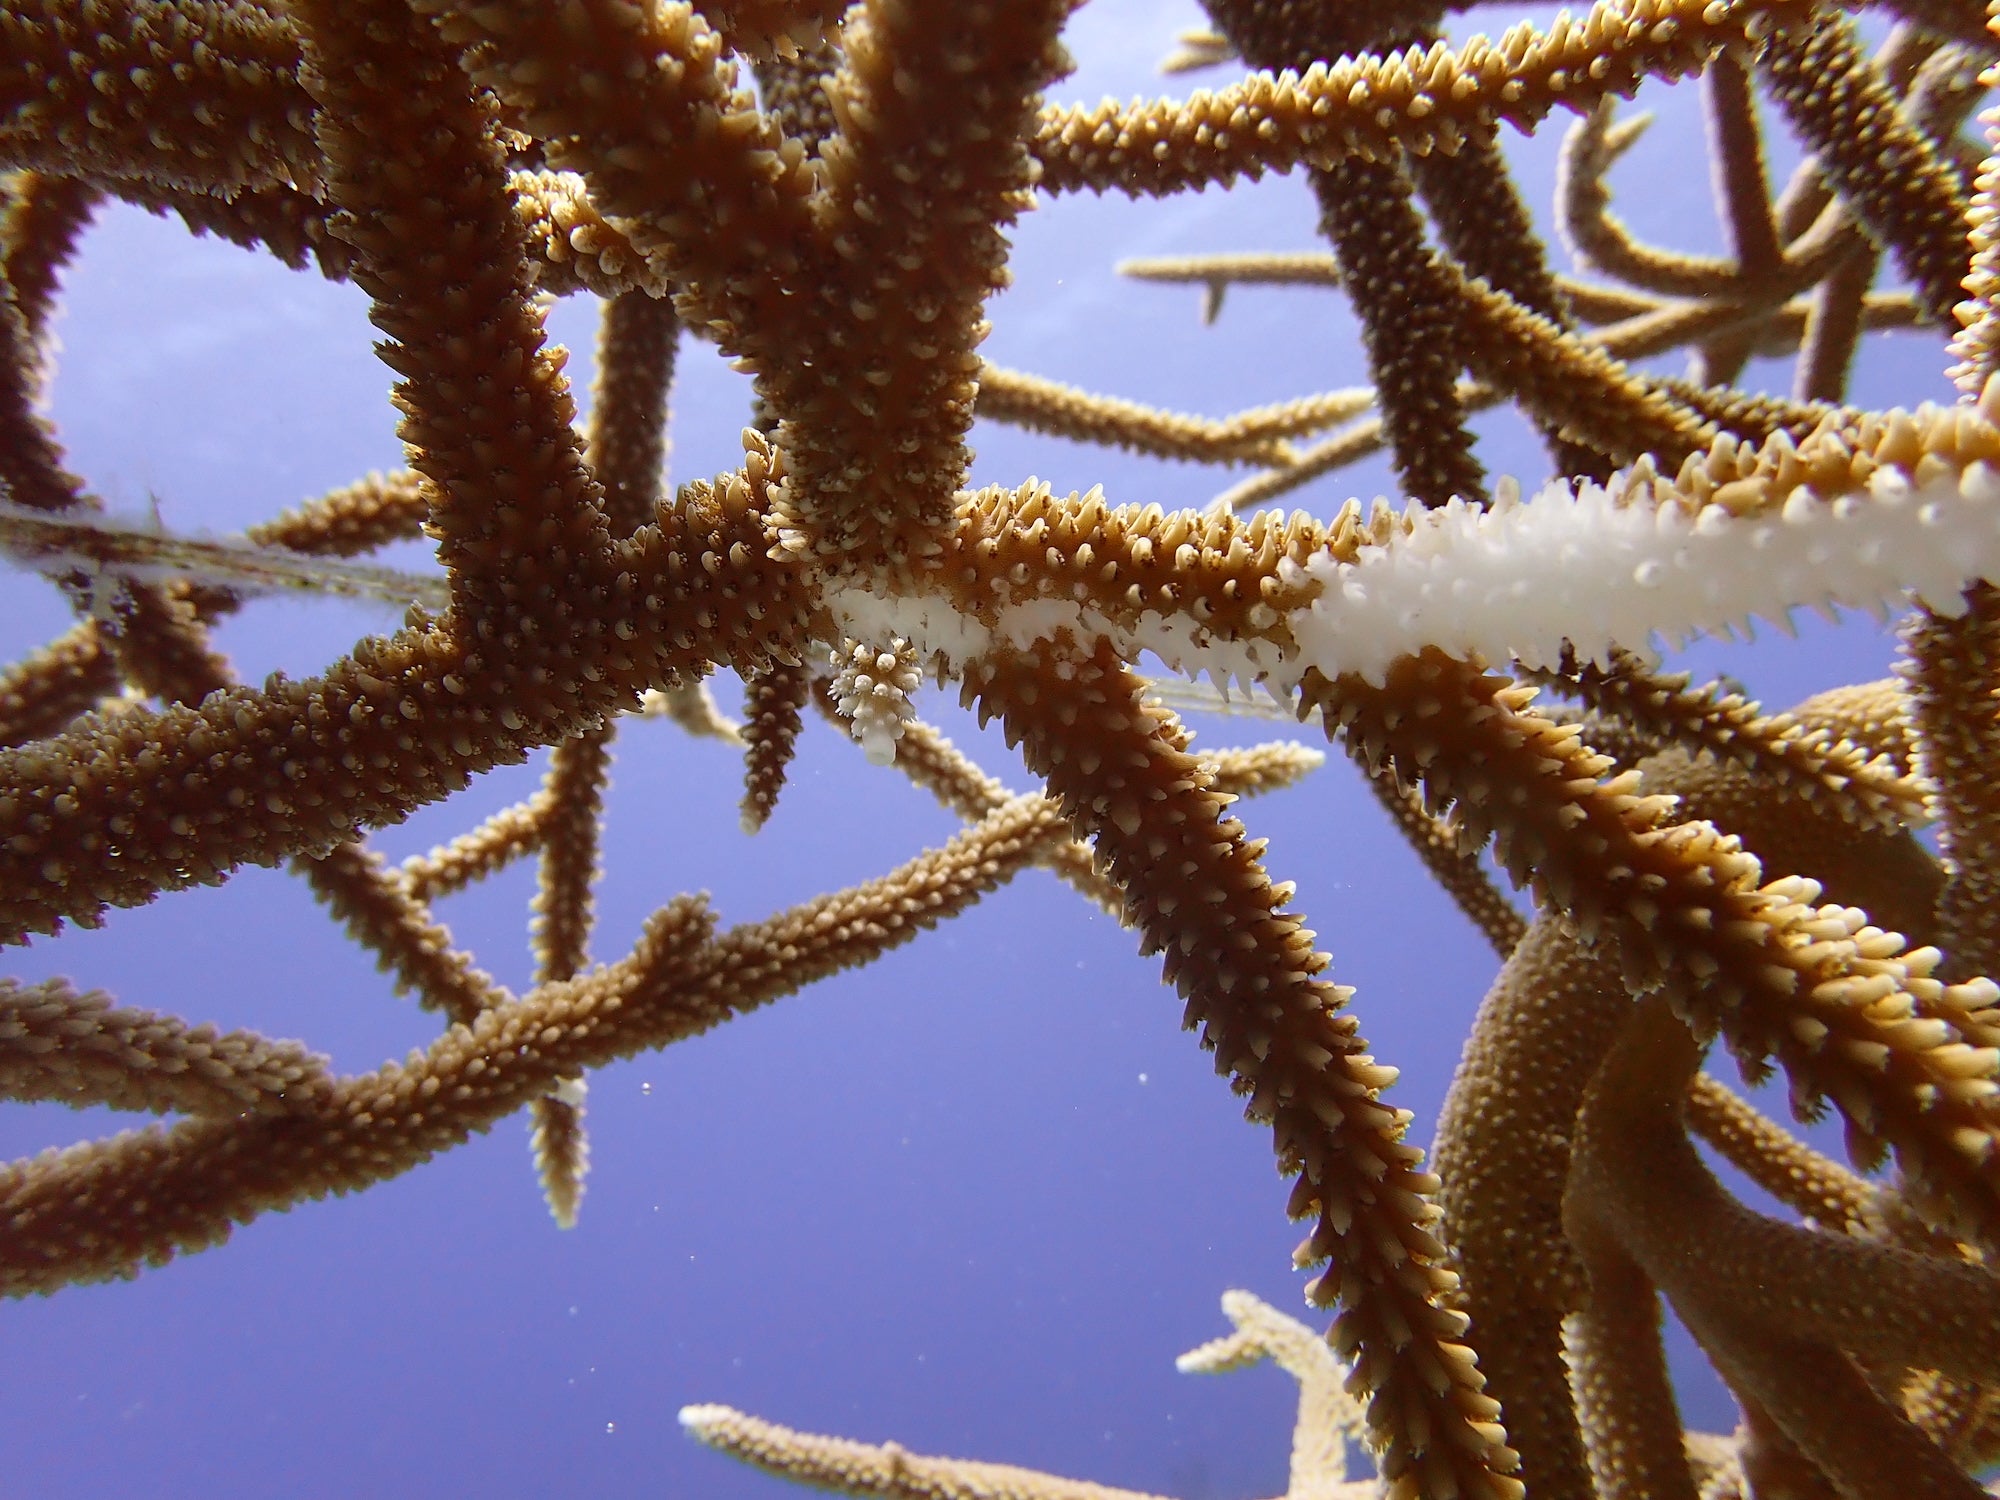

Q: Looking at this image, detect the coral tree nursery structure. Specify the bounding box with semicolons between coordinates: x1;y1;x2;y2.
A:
8;0;2000;1497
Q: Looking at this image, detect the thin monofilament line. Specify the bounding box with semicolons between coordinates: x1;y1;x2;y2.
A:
0;501;448;613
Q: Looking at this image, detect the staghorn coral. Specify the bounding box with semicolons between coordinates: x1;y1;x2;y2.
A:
681;1290;1382;1500
7;1;2000;1497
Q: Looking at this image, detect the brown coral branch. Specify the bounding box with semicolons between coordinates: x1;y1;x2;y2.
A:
0;976;330;1116
0;791;1066;1293
972;639;1520;1500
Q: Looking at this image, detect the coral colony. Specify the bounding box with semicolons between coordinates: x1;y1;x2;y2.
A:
9;1;2000;1496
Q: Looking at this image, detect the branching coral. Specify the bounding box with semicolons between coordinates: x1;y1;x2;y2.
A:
6;1;2000;1497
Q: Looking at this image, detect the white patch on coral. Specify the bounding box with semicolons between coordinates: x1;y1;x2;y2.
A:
1287;460;2000;686
829;587;995;667
827;456;2000;698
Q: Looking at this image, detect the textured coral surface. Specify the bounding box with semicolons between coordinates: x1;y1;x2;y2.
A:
6;2;2000;1498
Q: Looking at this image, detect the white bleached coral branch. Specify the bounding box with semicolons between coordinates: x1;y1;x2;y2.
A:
1287;452;2000;685
832;395;2000;699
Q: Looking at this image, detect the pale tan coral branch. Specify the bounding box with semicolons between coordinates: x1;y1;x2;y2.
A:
1160;27;1234;75
1436;728;1954;1499
1;171;97;351
1951;84;2000;388
641;682;745;744
1118;250;1662;325
1034;0;1823;197
681;1405;1179;1500
767;0;1076;555
1177;1289;1368;1500
399;794;553;904
508;171;674;300
685;1290;1382;1500
976;364;1371;465
1565;1233;1700;1500
0;977;330;1116
12;0;2000;1493
1792;679;1916;770
246;470;430;559
0;625;118;748
1705;53;1784;278
528;723;616;1226
1322;653;2000;1261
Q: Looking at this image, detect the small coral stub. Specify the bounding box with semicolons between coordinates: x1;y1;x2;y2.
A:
828;637;922;766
